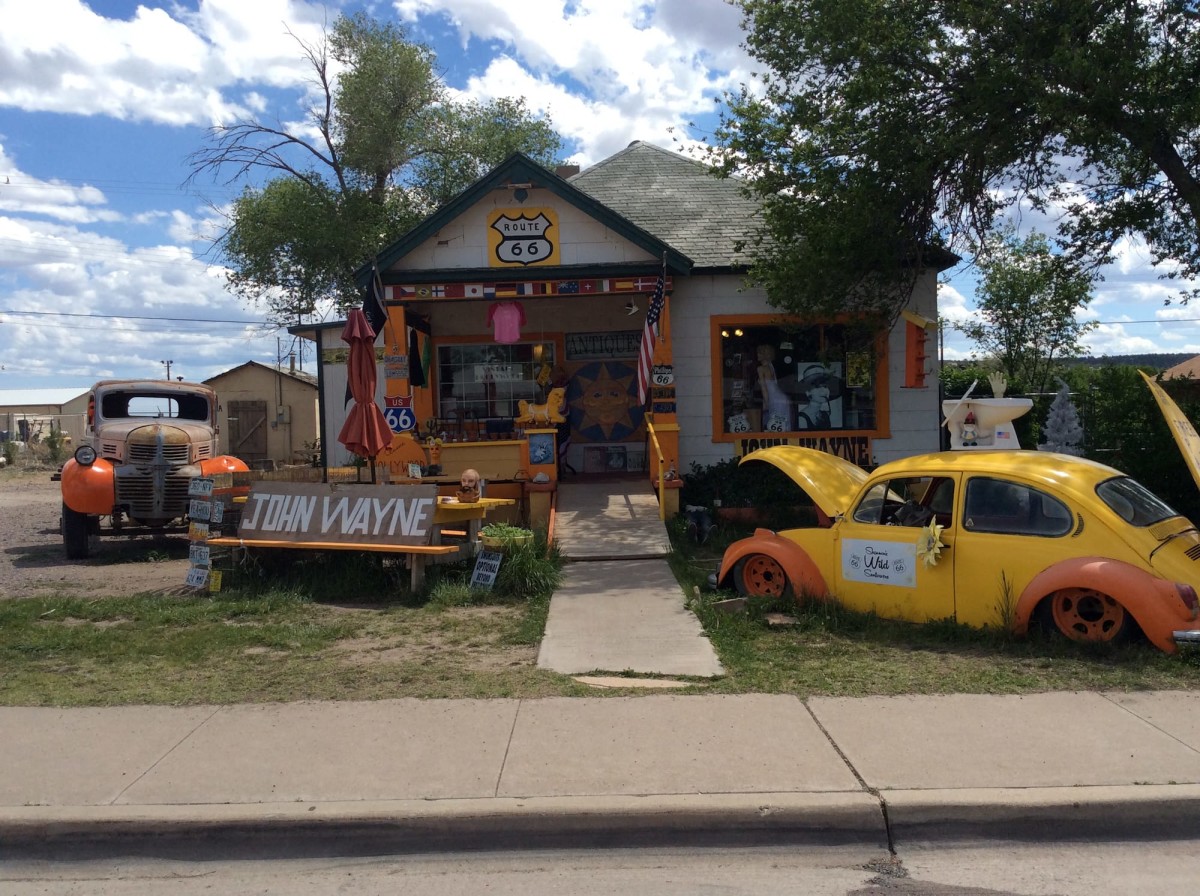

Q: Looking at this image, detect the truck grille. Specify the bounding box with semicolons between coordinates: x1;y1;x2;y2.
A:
129;442;190;465
114;427;193;523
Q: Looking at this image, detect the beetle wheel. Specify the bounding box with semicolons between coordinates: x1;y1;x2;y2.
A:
1048;588;1129;643
734;554;790;599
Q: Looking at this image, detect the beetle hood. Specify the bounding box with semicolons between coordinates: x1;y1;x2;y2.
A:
1142;370;1200;496
739;446;869;519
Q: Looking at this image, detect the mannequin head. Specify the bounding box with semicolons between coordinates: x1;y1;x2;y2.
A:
757;344;775;364
457;468;482;503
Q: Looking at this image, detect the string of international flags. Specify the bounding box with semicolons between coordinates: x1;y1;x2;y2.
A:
384;276;673;300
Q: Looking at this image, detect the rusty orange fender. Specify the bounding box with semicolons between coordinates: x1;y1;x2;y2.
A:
718;529;829;599
1015;556;1195;653
60;457;116;515
200;456;250;477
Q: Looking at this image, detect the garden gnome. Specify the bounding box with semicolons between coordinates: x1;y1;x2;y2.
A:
961;410;979;446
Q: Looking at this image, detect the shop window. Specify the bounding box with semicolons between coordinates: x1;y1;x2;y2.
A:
717;322;878;436
437;342;555;422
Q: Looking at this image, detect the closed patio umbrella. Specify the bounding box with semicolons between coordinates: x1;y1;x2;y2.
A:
337;308;393;477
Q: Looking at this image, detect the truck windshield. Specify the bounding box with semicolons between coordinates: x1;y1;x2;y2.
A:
101;392;210;421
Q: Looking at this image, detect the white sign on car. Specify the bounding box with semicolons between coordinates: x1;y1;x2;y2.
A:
841;539;917;589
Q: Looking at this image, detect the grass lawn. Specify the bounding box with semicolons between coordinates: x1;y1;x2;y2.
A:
1;520;1198;705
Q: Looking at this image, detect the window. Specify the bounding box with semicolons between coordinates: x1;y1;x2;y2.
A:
852;476;947;527
1096;476;1178;527
963;477;1072;536
437;342;555;422
101;391;209;421
717;321;878;436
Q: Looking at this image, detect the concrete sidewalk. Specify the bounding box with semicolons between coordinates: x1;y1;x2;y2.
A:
539;478;724;678
4;690;1200;855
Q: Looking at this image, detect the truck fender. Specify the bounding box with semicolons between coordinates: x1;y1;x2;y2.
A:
60;457;116;515
718;529;829;599
199;455;250;476
1015;556;1189;652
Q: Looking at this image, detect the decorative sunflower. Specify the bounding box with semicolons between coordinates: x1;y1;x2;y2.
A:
916;521;945;568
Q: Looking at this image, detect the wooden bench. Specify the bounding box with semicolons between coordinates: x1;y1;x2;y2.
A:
205;537;464;591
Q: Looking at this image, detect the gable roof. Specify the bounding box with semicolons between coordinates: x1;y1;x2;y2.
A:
0;388;90;408
569;141;760;270
204;360;317;388
355;152;691;288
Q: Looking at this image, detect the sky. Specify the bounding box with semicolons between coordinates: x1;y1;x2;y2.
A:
1;0;1198;394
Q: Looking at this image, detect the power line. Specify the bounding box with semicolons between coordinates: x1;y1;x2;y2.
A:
0;309;269;326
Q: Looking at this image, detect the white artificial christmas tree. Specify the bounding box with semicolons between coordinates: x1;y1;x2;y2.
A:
1039;379;1085;456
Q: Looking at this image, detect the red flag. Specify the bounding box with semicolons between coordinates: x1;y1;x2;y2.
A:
637;276;666;405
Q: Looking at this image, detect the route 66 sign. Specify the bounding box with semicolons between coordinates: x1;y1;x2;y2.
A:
384;395;416;433
488;209;559;267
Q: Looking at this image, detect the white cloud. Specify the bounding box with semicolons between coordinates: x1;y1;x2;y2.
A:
394;0;751;163
0;0;328;126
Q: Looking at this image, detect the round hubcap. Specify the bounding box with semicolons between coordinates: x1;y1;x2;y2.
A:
1051;588;1126;642
742;555;787;597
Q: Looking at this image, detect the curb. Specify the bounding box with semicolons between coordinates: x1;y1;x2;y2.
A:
883;784;1200;844
4;786;1199;858
0;793;888;859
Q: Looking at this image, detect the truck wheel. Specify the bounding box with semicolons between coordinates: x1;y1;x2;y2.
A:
62;503;92;559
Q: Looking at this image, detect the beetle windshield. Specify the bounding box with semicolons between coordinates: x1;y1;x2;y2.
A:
1096;477;1178;527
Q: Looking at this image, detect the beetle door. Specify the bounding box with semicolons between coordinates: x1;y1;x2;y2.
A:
834;474;958;623
951;475;1076;629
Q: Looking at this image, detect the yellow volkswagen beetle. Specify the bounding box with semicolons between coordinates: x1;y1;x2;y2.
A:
711;447;1200;652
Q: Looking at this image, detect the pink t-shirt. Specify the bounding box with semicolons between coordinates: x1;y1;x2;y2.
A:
487;301;526;343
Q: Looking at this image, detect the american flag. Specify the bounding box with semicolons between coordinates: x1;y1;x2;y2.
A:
636;275;666;405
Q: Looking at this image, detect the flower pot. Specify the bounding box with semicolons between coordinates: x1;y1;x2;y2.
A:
480;533;533;552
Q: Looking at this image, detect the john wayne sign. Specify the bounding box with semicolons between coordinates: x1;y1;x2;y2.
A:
237;482;439;547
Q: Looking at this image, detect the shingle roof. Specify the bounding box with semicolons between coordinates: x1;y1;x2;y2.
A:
569;141;759;270
1164;355;1200;380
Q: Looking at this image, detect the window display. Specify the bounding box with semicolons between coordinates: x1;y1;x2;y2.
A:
717;322;878;436
437;342;555;425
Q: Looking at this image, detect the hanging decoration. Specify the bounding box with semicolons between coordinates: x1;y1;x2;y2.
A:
916;521;945;568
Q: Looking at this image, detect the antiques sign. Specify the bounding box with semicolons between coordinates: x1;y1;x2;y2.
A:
237;483;439;546
566;331;641;360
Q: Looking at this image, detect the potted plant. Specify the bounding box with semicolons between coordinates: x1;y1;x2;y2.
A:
479;522;534;552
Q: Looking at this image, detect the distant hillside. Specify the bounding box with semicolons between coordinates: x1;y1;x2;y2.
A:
944;353;1194;370
1068;353;1194;369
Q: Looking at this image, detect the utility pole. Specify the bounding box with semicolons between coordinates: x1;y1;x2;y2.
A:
161;360;173;380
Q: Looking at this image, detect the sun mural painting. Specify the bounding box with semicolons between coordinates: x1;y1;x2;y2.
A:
566;360;643;443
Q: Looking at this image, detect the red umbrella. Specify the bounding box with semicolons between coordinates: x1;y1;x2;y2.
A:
337;308;393;464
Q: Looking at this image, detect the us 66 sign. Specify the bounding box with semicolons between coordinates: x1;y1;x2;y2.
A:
384;395;416;432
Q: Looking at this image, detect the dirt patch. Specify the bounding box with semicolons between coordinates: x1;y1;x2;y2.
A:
0;469;191;599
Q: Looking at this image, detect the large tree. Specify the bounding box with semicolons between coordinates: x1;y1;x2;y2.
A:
959;230;1098;397
189;13;564;326
715;0;1200;323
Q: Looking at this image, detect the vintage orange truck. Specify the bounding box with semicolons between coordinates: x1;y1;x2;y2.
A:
59;380;248;558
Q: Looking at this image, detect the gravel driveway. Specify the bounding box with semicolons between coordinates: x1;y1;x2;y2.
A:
0;469;190;599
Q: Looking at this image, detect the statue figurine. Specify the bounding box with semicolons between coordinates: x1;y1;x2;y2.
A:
961;411;979;447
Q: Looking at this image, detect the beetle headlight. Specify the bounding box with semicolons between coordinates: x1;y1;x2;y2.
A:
74;445;97;466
